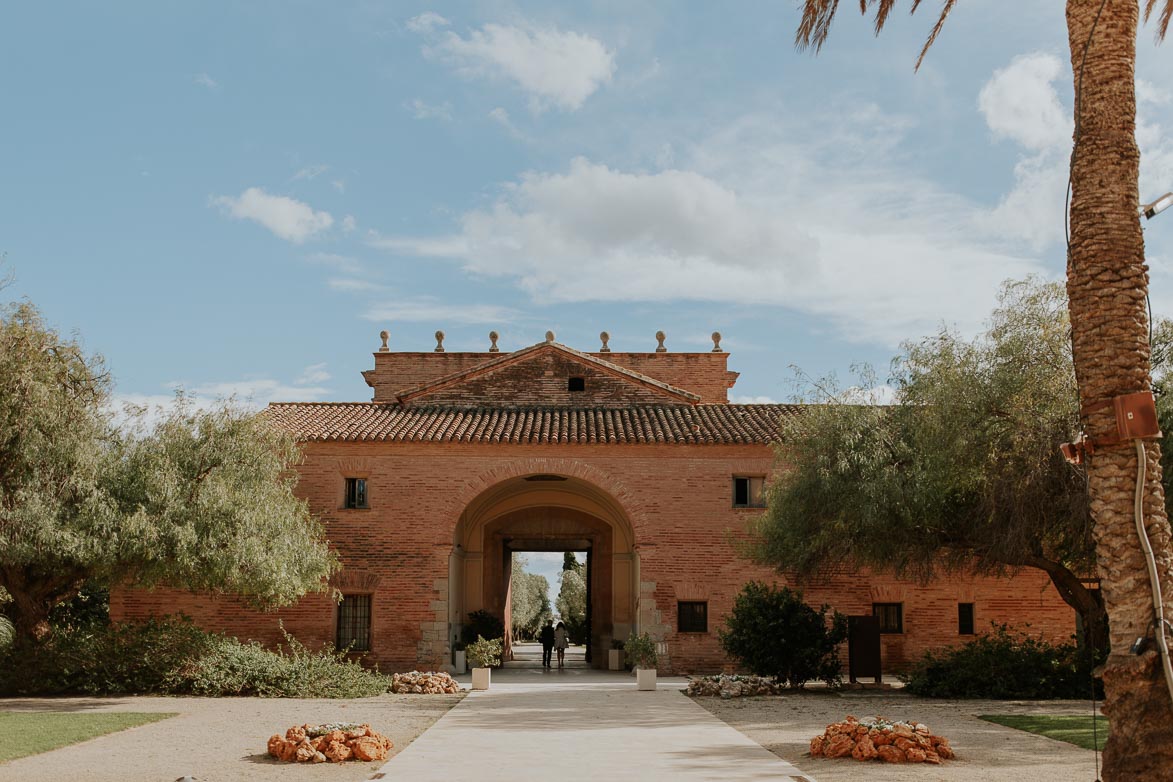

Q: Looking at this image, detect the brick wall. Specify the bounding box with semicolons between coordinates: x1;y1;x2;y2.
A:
112;440;1076;676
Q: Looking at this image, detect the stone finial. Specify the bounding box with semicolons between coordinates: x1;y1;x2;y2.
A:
655;330;667;352
488;331;500;353
434;330;446;352
379;330;390;352
545;330;556;344
711;331;723;353
599;331;611;352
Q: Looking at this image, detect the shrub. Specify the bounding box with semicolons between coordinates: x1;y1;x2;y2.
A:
903;624;1103;699
0;617;391;698
624;633;657;669
466;635;503;668
0;615;13;651
461;610;504;647
718;581;848;688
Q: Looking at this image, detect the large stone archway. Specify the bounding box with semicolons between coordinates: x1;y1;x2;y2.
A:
449;472;639;668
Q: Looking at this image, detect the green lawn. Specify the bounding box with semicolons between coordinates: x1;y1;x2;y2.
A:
979;714;1108;751
0;711;177;763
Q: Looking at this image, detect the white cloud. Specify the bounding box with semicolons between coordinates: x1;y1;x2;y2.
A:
342;215;357;233
731;395;779;405
332;179;346;193
292;164;329;181
364;297;516;325
842;385;899;405
297;362;331;385
407;98;453;121
425;23;615;112
328;277;388;293
193;73;218;89
488;107;527;140
978;53;1071;151
211;187;334;243
307;252;363;275
406;11;449;33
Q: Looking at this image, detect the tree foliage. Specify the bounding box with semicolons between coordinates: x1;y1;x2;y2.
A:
509;555;552;639
718;581;847;688
752;279;1105;642
0;301;337;639
556;556;588;645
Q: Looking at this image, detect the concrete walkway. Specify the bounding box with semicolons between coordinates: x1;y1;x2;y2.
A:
372;669;815;782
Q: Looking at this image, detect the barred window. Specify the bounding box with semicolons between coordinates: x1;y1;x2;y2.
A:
337;594;371;651
344;477;367;509
678;601;708;633
873;602;903;634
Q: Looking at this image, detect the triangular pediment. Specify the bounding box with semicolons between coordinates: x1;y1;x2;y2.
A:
394;341;701;406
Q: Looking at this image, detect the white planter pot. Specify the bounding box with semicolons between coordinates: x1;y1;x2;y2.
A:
454;650;467;675
608;649;624;671
636;668;657;691
472;667;491;690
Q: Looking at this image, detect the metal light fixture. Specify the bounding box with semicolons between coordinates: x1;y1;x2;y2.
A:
1142;192;1173;220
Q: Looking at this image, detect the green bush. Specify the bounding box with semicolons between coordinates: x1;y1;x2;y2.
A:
903;624;1103;699
718;581;848;688
624;632;657;669
0;617;390;698
465;635;503;668
0;615;13;651
461;610;504;647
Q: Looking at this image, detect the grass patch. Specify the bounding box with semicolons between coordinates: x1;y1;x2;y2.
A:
0;711;176;762
979;714;1108;751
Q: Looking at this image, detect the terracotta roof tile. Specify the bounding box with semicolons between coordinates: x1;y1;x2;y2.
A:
264;403;800;445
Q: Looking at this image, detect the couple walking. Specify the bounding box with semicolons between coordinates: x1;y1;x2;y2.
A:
539;619;569;669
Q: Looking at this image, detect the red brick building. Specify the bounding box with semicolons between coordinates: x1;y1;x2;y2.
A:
112;330;1077;674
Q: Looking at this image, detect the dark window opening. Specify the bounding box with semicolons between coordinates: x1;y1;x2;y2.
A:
345;477;367;509
568;376;586;392
732;476;766;508
337;594;371;651
958;602;975;635
678;601;708;633
873;602;903;634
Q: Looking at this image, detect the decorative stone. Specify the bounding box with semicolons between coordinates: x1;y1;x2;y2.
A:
434;330;445;352
599;331;611;352
545;330;556;343
712;331;723;352
808;717;953;765
877;745;905;763
655;330;667;352
488;331;499;352
379;330;390;352
390;670;461;694
267;723;394;764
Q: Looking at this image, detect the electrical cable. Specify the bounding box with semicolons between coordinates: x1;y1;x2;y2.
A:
1133;439;1173;710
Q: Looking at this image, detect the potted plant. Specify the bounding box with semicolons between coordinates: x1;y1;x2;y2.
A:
466;635;502;691
453;637;467;675
608;639;625;671
625;632;658;691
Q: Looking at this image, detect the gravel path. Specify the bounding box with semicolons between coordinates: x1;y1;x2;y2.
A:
0;693;463;782
694;691;1104;782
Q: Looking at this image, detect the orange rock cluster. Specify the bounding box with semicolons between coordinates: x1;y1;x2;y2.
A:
390;670;461;694
809;716;954;764
266;723;393;764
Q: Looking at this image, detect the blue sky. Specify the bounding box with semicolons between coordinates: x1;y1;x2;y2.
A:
3;1;1173;409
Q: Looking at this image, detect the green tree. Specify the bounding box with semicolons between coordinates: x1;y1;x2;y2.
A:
562;551;582;573
754;280;1103;644
556;566;587;645
509;555;551;639
794;3;1173;775
0;302;338;640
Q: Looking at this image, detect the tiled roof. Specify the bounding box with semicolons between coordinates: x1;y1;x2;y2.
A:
394;340;701;404
265;403;800;445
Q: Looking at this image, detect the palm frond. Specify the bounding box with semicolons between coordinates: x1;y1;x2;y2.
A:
1144;0;1172;41
914;0;957;71
796;0;842;52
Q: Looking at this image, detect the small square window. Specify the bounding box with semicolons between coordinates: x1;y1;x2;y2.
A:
678;601;708;633
345;477;367;509
337;594;371;651
873;602;903;634
732;476;766;508
568;376;585;392
958;602;975;635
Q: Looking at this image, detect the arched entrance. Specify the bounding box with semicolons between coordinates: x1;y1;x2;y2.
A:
449;473;639;668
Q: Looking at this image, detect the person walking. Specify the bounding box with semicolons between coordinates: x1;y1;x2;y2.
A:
554;621;569;669
539;619;555;669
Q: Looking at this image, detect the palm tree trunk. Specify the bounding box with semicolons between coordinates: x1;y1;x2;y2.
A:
1066;1;1173;777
